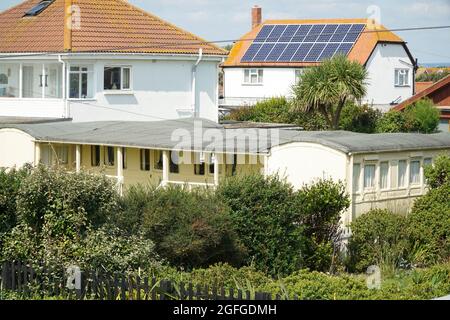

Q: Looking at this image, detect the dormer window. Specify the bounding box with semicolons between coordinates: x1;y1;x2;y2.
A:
24;0;55;17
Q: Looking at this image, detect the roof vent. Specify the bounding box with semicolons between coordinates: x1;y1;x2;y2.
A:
24;0;55;17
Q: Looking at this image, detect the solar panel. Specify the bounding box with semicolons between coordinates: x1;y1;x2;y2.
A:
242;23;365;63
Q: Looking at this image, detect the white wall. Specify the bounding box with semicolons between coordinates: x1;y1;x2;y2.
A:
0;128;35;168
364;43;414;111
267;142;348;188
0;56;221;123
223;68;298;106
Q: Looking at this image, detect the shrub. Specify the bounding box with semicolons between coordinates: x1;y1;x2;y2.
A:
296;179;350;272
0;165;31;238
123;184;246;269
376;110;408;133
225;97;328;131
339;103;381;133
347;209;410;273
217;174;305;276
16;165;119;233
423;154;450;189
404;98;439;133
416;70;450;82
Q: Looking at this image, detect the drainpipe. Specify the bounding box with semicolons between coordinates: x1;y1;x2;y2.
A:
192;48;203;118
58;55;69;118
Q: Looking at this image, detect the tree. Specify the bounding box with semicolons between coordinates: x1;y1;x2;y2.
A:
293;55;368;129
404;98;440;134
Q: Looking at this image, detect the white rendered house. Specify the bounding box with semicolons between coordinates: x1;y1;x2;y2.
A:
222;7;416;112
0;0;227;123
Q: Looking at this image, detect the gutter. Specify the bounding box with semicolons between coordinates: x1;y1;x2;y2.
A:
192;48;203;118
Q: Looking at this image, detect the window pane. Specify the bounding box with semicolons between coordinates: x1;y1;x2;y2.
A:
250;74;258;84
380;162;389;189
398;160;407;187
56;146;69;165
0;64;20;98
122;68;130;89
154;150;163;170
22;64;41;98
244;70;250;83
44;64;62;99
364;164;376;188
410;160;420;184
423;158;432;166
170;151;180;173
69;73;80;99
104;67;121;90
258;69;263;83
353;164;361;192
91;146;100;167
105;147;115;166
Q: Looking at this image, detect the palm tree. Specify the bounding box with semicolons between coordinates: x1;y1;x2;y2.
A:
293;55;368;130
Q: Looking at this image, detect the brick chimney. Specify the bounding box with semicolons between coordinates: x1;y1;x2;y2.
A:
252;5;262;29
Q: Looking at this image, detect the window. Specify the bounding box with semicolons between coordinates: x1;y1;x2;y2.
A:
194;152;205;175
398;160;407;188
410;160;421;185
395;69;410;86
0;64;19;97
154;150;163;170
353;164;361;192
295;69;302;84
170;151;180;174
423;158;432;167
244;69;263;84
22;63;62;98
104;66;131;90
105;146;115;166
69;66;93;99
209;154;216;175
140;149;150;171
55;146;69;165
364;164;376;189
379;162;389;190
24;0;54;17
91;146;100;167
121;148;127;170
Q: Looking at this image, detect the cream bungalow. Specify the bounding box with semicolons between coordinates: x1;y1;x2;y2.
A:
1;120;449;225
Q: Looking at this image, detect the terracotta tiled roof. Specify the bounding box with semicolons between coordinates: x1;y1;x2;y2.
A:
393;75;450;111
0;0;227;55
223;18;409;67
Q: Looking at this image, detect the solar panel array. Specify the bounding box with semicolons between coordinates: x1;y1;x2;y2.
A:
241;24;365;63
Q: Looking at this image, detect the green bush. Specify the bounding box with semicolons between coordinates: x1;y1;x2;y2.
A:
16;165;119;233
296;179;350;272
118;184;246;269
217;174;305;276
339;103;381;133
225;97;328;131
347;209;410;273
0;166;31;239
416;70;450;82
376;110;408;133
423;154;450;189
404;98;440;133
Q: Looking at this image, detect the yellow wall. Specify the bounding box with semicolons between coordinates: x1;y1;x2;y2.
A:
38;143;263;190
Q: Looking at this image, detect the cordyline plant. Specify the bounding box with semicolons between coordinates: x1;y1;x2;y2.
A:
293;55;368;129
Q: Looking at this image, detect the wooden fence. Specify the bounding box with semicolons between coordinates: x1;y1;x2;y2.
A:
0;261;294;300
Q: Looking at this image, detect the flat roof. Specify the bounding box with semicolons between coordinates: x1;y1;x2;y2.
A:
1;118;450;155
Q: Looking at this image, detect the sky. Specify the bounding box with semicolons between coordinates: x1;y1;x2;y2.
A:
1;0;450;64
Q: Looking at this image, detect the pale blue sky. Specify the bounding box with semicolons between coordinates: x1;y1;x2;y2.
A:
1;0;449;64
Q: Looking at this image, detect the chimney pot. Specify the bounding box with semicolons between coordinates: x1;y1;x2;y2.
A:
252;5;262;29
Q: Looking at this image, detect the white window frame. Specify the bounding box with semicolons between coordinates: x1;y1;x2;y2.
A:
398;160;408;188
68;65;94;100
409;159;421;186
104;65;132;91
353;163;361;193
295;69;302;84
243;69;263;85
395;68;410;87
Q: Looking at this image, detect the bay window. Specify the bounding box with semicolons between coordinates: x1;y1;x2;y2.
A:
104;66;131;90
69;66;94;99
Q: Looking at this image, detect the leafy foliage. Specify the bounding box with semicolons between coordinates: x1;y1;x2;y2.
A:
339;103;381;133
293;55;368;129
217;174;305;276
416;70;450;82
116;184;246;269
423;154;450;189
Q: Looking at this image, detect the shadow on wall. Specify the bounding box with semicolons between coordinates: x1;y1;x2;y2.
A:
104;95;139;105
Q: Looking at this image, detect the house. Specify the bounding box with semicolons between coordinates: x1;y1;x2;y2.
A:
221;6;416;112
393;75;450;132
1;119;449;224
0;0;227;122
